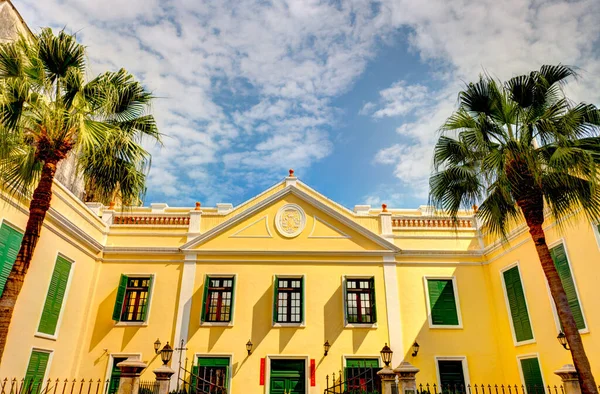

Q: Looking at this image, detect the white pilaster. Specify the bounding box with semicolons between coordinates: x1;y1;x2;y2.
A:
102;209;115;225
85;202;103;216
170;253;197;391
188;209;202;242
380;212;392;237
382;255;403;366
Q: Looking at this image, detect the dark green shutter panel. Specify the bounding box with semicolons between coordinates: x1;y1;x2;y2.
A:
190;365;199;390
272;276;279;323
25;350;50;392
201;275;210;322
299;276;304;322
198;357;229;367
520;357;544;394
346;359;379;368
503;266;534;342
142;276;153;322
550;244;585;330
0;223;23;297
438;360;466;389
38;256;72;335
112;275;128;321
428;279;459;326
370;277;377;323
343;278;349;323
230;276;236;319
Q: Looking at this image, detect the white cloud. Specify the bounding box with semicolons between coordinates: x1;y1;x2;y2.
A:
362;81;430;118
371;0;600;201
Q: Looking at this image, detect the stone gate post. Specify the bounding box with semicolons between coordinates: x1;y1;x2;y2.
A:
554;364;582;394
378;367;397;394
117;359;147;394
153;365;175;394
394;361;420;394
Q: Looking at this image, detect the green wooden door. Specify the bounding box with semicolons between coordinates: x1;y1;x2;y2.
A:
270;360;305;394
108;357;128;394
520;357;544;394
24;350;50;394
438;360;466;393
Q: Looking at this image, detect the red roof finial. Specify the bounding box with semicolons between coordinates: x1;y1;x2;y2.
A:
195;202;201;211
289;169;295;177
381;203;388;212
108;201;115;210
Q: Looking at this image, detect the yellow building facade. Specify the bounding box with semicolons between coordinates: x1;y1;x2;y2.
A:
0;173;599;394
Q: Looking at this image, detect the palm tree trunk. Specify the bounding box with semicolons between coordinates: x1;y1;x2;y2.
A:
0;158;59;362
524;212;598;394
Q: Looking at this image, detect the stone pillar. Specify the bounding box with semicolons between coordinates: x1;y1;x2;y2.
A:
102;209;115;225
116;359;147;394
153;365;175;394
394;361;420;394
554;364;581;394
380;204;392;237
377;367;397;394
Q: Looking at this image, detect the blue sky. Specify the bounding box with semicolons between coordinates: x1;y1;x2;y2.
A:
16;0;600;208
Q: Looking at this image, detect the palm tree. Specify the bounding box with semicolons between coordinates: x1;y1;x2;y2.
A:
0;28;160;361
429;65;599;394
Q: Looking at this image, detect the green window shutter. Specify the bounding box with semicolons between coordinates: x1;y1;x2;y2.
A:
520;357;544;394
25;350;50;392
370;277;377;323
230;276;236;319
38;256;72;335
503;266;534;342
201;275;210;322
346;359;379;368
300;276;304;323
272;276;279;323
342;278;349;323
112;275;128;321
190;365;198;390
141;275;153;322
198;357;229;367
550;244;586;330
0;223;23;297
438;360;466;389
428;279;459;326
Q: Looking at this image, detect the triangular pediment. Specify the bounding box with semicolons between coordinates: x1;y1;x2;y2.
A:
181;186;399;254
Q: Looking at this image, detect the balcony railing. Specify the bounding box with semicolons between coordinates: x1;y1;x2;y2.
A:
392;217;474;229
112;215;190;226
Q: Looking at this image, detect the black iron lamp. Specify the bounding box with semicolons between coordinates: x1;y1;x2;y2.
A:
246;340;253;355
160;342;173;365
557;332;570;350
411;341;420;357
380;343;393;367
154;338;162;354
323;340;331;356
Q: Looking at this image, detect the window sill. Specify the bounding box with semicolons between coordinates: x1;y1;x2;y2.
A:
580;328;590;335
428;325;463;329
272;323;305;328
34;332;57;341
115;321;148;327
201;322;233;327
514;339;536;347
344;323;378;329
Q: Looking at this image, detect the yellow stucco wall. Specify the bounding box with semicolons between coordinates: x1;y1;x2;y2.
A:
1;178;599;393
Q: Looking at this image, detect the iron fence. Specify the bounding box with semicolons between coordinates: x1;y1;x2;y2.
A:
139;381;159;394
324;366;381;394
0;379;109;394
176;365;227;394
416;384;565;394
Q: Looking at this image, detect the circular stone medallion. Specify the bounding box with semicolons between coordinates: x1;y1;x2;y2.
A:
275;204;306;238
